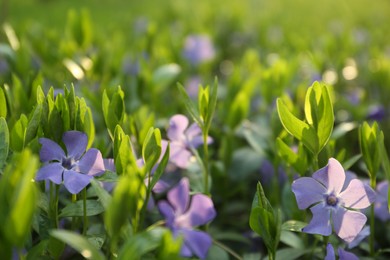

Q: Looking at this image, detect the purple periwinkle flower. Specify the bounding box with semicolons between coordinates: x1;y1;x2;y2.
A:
292;158;376;243
183;34;215;65
167;114;212;169
158;178;216;259
374;180;390;222
36;131;105;194
325;243;358;260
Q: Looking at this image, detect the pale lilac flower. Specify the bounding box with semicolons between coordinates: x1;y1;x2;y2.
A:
183;35;215;65
374;180;390;221
292;158;375;243
167;114;212;169
158;178;216;259
325;243;358;260
36;131;105;194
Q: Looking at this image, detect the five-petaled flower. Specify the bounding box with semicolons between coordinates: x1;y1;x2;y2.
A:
167;114;212;169
292;158;376;243
158;177;216;259
36;131;105;194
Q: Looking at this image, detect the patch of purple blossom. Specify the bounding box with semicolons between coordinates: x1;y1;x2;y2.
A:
374;180;390;222
167;114;212;169
182;34;215;66
292;158;376;243
158;177;216;259
325;243;358;260
36;131;105;194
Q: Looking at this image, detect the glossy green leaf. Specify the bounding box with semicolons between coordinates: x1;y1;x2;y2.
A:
0;87;7;118
25;103;43;145
59;200;105;217
148;143;169;190
304;82;334;152
90;179;112;209
359;122;381;178
281;220;307;232
0;118;9;169
10;114;28;151
50;230;105;260
227;90;249;128
177;83;202;127
152;63;181;88
113;125;137;175
102;87;125;139
142;127;162;175
2;149;39;247
277;98;318;154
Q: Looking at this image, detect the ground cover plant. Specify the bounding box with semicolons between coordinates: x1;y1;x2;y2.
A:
1;0;390;259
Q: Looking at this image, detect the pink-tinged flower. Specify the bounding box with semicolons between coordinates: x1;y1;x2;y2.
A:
374;180;390;221
292;158;376;243
158;178;216;259
36;131;105;194
347;226;370;249
167;114;212;169
183;34;215;65
325;243;358;260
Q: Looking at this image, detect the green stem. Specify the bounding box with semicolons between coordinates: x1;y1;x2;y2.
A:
83;188;88;235
137;171;152;234
71;194;77;230
50;183;60;229
213;239;242;260
203;131;210;195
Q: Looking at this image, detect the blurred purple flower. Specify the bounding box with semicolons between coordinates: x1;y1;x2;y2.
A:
36;131;105;194
325;243;358;260
184;76;202;98
292;158;375;243
366;104;386;121
183;35;215;65
167;114;212;169
158;178;216;259
374;180;390;221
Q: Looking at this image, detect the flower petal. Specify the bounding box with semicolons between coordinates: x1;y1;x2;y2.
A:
291;177;327;209
302;203;332;236
348;226;370;249
182;229;212;259
77;148;105;176
333;207;367;243
176;194;216;228
338;248;359;260
158;201;175;227
313;158;345;195
39;138;65;162
167;115;188;141
170;143;193;168
63;131;88;159
167;178;190;215
36;163;64;184
103;158;116;172
325;243;335;260
63;170;93;194
339;179;376;209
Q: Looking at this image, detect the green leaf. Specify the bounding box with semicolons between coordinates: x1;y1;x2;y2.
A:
152;63;181;88
25;104;43;145
177;83;202;127
90;179;112;209
113;125;137;175
149;143;170;190
359;122;381;178
102;87;125;139
227;90;249;128
304;82;334;152
59;200;105;217
50;229;105;260
1;149;39;247
0;87;7;118
281;220;307;232
10;114;28;151
142;127;162;175
0;118;9;169
277;98;318;154
280;231;304;249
